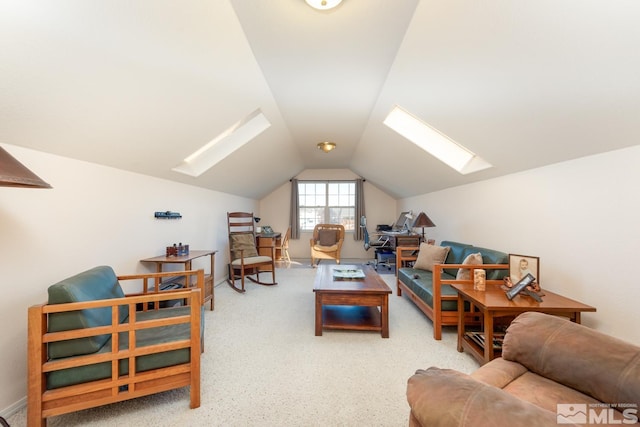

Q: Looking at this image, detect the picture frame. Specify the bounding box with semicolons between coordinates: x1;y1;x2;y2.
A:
509;254;540;284
506;273;536;300
261;225;274;234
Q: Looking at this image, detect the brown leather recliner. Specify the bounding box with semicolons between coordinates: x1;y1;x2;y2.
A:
406;312;640;426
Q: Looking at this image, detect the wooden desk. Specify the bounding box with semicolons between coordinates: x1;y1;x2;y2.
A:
380;232;421;250
257;232;282;261
141;250;217;310
452;283;596;365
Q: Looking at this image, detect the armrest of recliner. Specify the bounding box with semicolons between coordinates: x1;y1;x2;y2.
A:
407;367;560;427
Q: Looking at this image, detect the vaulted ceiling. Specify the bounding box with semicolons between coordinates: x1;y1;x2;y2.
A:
1;1;639;199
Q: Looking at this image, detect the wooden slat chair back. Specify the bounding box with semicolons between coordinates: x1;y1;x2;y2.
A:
227;212;277;293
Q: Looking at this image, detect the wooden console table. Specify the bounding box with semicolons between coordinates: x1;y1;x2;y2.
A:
141;250;217;310
452;283;596;365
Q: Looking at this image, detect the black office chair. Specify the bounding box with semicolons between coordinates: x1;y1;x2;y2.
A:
360;216;393;270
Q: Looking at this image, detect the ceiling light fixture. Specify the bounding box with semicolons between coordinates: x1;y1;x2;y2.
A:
384;105;492;175
317;141;337;153
305;0;343;11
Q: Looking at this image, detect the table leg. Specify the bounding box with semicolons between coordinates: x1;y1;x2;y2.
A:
485;312;494;363
315;294;323;336
381;295;389;338
457;293;464;352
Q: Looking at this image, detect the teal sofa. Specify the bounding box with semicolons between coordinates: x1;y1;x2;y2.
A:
396;241;509;340
28;266;205;427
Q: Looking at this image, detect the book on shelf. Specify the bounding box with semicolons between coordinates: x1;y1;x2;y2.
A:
465;331;505;351
332;268;366;280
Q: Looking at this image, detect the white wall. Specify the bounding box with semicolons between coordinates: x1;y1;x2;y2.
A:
399;145;640;345
0;144;257;415
259;169;397;260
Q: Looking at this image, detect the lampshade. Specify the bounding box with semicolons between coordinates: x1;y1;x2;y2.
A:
0;146;52;188
412;211;435;228
412;211;435;240
305;0;343;11
317;141;337;153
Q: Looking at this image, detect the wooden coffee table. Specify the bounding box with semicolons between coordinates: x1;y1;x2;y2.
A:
452;283;596;364
313;264;392;338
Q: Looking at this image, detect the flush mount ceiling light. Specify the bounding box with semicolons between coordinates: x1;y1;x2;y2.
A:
317;141;337;153
305;0;343;11
384;105;492;175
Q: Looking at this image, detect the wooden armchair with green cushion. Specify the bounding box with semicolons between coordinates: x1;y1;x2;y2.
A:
28;266;205;427
310;223;345;267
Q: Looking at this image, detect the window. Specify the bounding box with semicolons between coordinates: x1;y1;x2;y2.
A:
298;181;355;232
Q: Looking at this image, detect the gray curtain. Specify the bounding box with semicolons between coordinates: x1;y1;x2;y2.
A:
290;179;300;239
354;178;364;241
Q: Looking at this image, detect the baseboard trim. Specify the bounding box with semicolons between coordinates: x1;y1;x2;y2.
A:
1;396;26;420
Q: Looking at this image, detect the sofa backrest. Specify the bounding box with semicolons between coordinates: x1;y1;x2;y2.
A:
440;241;473;277
462;246;509;280
502;312;640;407
47;266;128;359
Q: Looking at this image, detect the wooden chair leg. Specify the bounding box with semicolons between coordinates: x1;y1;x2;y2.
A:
227;265;246;293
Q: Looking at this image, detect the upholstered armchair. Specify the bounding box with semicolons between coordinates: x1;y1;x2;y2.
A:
310;224;345;267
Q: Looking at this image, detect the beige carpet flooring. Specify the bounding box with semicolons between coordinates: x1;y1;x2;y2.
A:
8;261;480;427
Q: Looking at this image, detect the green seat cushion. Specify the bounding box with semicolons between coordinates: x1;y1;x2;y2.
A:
47;306;197;389
398;268;459;311
47;266;128;359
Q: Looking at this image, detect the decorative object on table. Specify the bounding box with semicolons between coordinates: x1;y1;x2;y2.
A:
473;269;486;291
411;211;436;241
505;253;543;301
166;243;189;257
508;254;539;284
503;273;544;302
332;267;365;280
261;225;274;234
154;211;182;219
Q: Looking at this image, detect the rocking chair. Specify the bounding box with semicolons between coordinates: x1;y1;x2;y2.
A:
227;212;277;293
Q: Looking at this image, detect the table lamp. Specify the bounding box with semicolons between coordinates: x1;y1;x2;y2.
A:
412;211;435;240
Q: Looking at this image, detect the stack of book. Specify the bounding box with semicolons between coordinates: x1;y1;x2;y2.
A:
465;331;505;351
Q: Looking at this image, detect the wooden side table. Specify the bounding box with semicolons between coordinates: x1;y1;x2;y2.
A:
141;250;217;310
452;283;596;365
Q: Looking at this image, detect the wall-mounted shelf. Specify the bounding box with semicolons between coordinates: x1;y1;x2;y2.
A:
155;211;182;219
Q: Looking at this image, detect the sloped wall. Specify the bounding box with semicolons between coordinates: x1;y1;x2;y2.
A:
0;144;257;415
399;145;640;344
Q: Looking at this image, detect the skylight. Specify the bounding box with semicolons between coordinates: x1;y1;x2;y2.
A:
173;109;271;177
383;105;492;174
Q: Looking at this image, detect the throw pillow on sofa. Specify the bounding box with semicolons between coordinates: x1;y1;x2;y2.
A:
456;252;483;280
414;243;450;271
